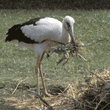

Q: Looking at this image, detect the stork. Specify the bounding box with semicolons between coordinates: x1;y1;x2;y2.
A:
5;16;76;97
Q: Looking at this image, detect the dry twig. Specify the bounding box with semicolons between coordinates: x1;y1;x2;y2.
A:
12;77;29;94
94;93;110;110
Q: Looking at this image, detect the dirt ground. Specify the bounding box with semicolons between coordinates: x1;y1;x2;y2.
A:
0;69;110;110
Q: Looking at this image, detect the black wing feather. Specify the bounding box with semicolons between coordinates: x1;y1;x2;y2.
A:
5;17;44;43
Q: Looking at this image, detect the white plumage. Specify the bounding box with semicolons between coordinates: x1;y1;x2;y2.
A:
5;16;75;96
21;18;62;41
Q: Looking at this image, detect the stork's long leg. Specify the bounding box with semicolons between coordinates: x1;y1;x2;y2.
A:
39;52;52;97
39;52;46;92
35;55;40;94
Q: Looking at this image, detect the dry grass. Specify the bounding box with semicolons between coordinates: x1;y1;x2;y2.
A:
1;69;110;110
72;69;110;110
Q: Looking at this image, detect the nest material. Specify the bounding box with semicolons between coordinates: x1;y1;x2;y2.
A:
1;69;110;110
72;69;110;110
46;42;88;65
46;31;107;65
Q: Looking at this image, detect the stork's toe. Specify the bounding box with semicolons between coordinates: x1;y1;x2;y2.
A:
42;91;52;97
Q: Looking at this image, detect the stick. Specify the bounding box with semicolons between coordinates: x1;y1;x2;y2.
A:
77;30;92;41
84;38;107;47
94;93;109;110
77;53;88;61
12;77;29;94
77;30;98;41
101;102;110;110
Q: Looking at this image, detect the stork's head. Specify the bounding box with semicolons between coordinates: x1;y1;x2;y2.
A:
63;16;76;46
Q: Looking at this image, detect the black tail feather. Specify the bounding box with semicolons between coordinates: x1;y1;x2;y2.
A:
5;24;21;42
5;35;15;42
5;24;38;44
6;24;21;35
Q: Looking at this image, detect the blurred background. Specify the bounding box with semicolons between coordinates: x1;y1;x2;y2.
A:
0;0;110;10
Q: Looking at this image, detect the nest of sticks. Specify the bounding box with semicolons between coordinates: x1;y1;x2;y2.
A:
70;69;110;110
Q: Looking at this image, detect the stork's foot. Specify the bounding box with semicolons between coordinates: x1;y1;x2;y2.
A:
42;92;52;97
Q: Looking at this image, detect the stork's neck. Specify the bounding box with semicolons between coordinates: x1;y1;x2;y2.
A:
60;25;71;44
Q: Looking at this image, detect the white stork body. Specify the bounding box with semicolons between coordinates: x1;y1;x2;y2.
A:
5;16;75;96
20;17;71;56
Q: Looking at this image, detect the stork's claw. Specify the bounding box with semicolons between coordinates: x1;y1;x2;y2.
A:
42;92;52;97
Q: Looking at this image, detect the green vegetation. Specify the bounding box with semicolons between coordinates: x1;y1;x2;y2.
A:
0;9;110;101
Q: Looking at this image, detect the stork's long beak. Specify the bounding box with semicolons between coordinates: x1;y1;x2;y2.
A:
69;28;76;47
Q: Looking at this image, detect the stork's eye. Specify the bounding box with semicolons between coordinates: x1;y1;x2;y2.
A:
66;22;70;28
